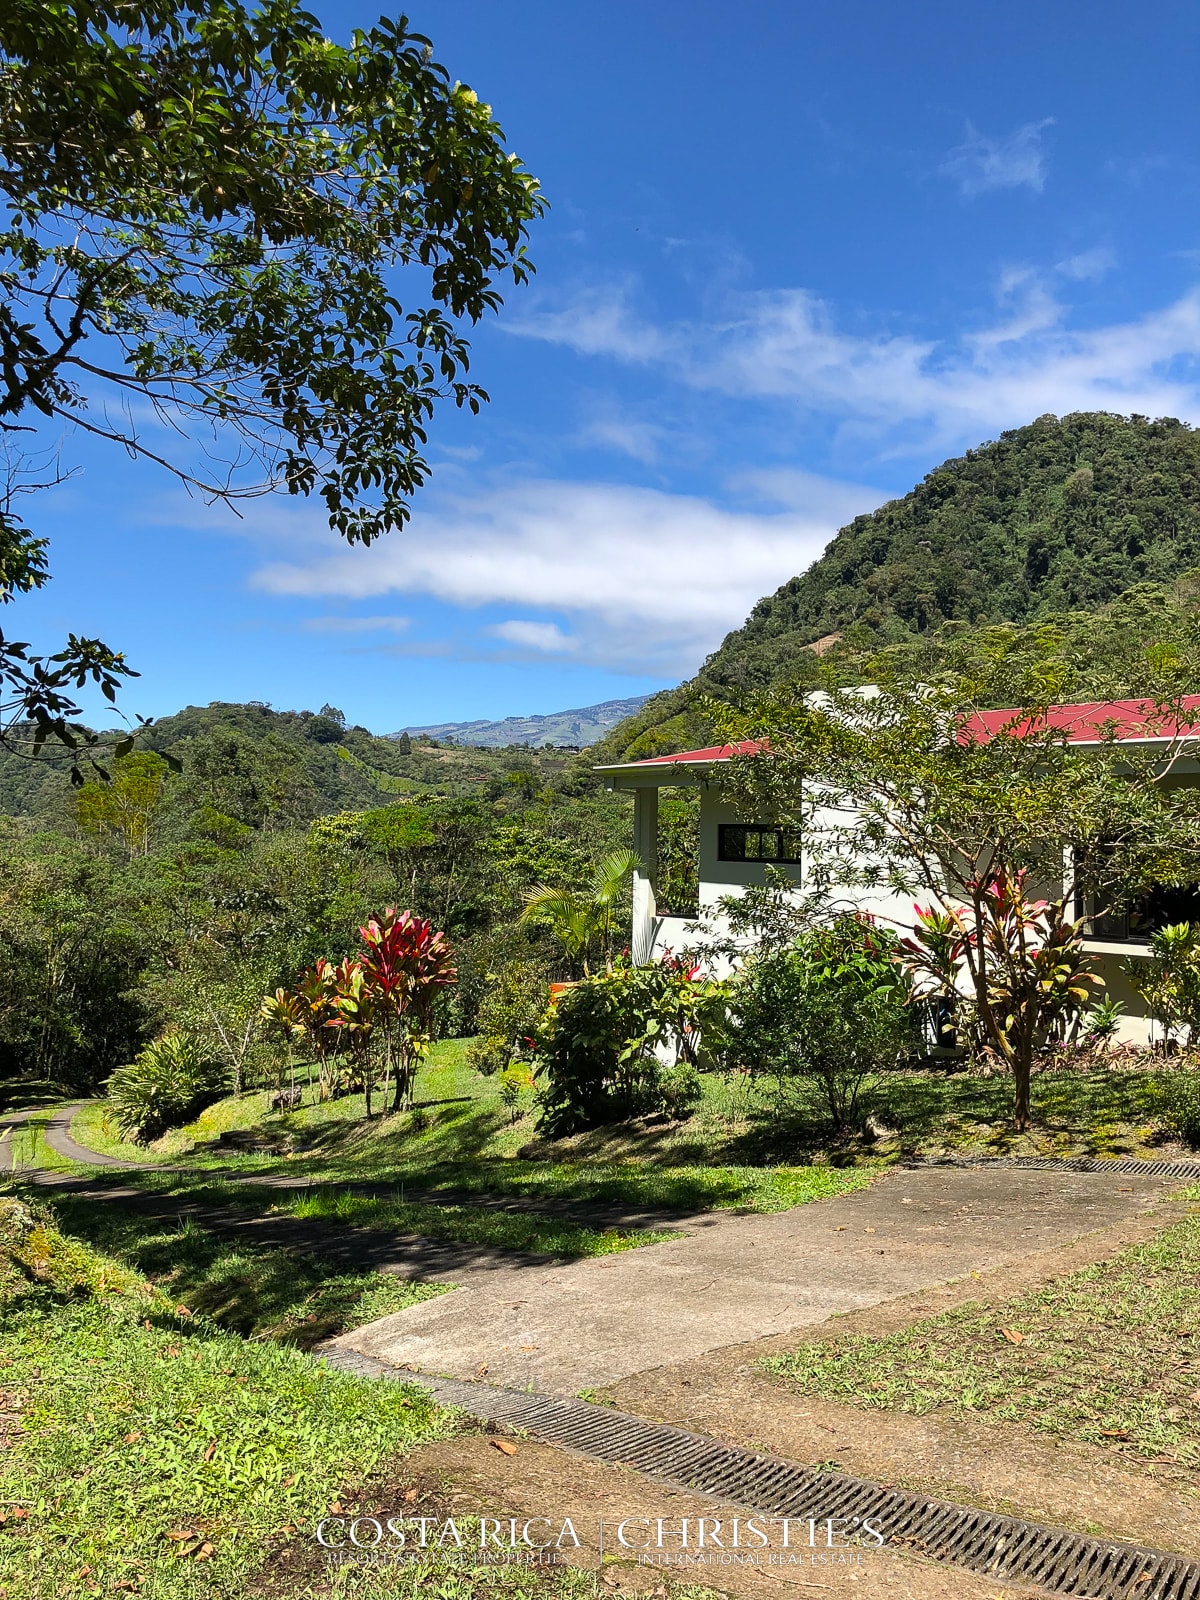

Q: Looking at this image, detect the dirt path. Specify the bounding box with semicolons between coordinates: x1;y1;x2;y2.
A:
333;1166;1173;1392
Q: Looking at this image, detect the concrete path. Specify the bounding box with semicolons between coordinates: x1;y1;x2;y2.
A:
333;1165;1172;1393
41;1102;145;1168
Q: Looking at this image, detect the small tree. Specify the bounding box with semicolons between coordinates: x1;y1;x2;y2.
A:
718;672;1200;1131
730;915;915;1132
1128;923;1200;1052
260;987;306;1099
898;869;1102;1115
519;849;641;974
357;907;457;1111
75;751;168;858
326;961;379;1118
293;959;345;1101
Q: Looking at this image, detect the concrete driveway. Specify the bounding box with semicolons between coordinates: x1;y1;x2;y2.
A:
333;1164;1172;1393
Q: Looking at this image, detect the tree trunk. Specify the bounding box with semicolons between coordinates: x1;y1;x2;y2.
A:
1013;1038;1032;1132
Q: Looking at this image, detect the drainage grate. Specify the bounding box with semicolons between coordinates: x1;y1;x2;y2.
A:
321;1352;1200;1600
908;1154;1200;1179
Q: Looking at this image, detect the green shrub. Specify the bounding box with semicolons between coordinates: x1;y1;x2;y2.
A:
104;1029;230;1143
464;956;551;1075
531;956;729;1136
730;915;916;1132
1128;922;1200;1050
1158;1068;1200;1148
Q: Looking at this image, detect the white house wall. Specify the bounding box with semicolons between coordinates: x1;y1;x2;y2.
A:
696;791;914;929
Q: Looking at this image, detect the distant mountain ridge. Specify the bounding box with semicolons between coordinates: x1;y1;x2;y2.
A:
394;694;652;748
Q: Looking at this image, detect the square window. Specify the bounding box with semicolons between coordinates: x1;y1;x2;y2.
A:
717;824;801;864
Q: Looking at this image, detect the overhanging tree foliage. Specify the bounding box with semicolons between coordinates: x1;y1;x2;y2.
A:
0;0;542;763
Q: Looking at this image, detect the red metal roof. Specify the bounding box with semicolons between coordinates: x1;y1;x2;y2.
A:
600;696;1200;772
602;739;766;768
961;695;1200;745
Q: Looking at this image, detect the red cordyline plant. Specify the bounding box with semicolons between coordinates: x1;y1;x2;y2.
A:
357;908;457;1111
290;958;346;1102
325;959;382;1117
272;913;456;1119
898;867;1102;1131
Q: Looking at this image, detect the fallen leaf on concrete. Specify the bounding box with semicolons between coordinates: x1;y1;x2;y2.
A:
491;1439;518;1456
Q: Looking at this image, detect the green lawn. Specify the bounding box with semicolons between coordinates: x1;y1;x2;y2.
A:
762;1190;1200;1469
0;1196;719;1600
72;1039;1177;1178
43;1196;446;1346
0;1195;448;1598
47;1043;1181;1252
6;1109;76;1173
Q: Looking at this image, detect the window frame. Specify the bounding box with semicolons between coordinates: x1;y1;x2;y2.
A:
716;822;802;866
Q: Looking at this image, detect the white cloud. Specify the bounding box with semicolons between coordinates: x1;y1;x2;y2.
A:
1056;246;1116;282
301;615;410;635
247;474;887;675
490;619;576;653
576;407;665;465
512;281;1200;455
940;118;1054;195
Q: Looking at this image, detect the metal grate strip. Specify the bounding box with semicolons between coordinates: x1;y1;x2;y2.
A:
320;1360;1200;1600
908;1153;1200;1178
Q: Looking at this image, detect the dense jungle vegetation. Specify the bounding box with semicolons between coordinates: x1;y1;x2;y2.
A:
600;412;1200;758
0;705;705;1105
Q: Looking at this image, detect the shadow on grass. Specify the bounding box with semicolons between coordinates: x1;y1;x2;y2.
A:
46;1196;442;1348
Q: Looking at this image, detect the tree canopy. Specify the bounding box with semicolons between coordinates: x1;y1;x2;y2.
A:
0;0;542;760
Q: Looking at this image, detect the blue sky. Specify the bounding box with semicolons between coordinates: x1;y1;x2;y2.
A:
16;0;1200;731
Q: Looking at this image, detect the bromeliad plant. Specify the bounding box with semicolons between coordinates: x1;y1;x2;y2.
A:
898;868;1102;1130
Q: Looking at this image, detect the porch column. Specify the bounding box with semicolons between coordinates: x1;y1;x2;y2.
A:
631;785;659;965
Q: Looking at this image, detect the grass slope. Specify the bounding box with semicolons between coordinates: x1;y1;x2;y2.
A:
0;1196;448;1597
763;1191;1200;1469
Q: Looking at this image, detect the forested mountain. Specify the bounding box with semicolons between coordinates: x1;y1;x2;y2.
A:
0;698;638;1100
599;412;1200;759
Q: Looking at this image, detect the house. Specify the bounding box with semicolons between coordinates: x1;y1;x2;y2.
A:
596;696;1200;1045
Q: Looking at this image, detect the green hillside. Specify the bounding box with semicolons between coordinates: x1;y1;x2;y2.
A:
0;700;588;822
599;412;1200;759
